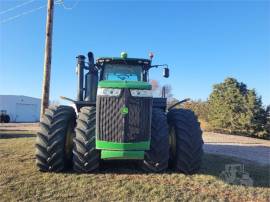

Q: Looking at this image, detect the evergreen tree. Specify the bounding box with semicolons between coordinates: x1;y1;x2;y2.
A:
208;77;268;138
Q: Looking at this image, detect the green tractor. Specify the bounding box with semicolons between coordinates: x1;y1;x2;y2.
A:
35;52;203;174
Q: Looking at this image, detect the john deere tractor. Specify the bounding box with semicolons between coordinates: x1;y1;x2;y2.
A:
35;52;203;174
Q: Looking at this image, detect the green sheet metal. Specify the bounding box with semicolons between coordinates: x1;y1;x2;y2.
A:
101;150;144;159
96;140;150;150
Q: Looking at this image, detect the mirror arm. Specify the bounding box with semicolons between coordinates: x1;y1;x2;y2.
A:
150;64;168;69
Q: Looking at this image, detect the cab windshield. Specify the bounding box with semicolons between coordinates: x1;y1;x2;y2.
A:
102;64;142;81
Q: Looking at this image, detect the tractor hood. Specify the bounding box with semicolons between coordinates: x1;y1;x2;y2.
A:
98;80;152;90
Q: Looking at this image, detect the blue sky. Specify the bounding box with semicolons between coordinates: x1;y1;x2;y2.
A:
0;0;269;105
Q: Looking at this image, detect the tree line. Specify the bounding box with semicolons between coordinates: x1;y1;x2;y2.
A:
151;78;270;139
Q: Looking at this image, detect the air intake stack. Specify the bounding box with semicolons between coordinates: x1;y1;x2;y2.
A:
84;52;98;102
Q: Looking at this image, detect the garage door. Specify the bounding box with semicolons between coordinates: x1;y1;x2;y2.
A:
15;103;38;122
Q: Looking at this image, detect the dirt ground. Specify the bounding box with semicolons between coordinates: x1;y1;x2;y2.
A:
0;123;39;132
0;123;269;165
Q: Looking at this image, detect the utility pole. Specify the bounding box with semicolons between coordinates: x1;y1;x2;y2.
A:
40;0;54;119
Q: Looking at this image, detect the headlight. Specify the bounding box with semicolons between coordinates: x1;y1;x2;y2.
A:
130;89;152;97
97;88;121;96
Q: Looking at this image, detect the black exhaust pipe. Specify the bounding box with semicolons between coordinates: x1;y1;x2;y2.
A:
76;55;86;101
84;52;98;102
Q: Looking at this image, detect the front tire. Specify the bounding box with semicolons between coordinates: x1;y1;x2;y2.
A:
35;105;76;172
167;109;204;174
140;108;169;172
72;107;100;172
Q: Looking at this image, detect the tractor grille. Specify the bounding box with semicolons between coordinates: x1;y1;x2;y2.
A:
96;89;152;143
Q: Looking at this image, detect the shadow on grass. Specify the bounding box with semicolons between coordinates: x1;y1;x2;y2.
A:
63;153;270;188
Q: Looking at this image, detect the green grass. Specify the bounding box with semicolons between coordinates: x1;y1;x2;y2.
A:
0;137;269;202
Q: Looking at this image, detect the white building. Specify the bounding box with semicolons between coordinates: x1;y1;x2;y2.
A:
0;95;41;122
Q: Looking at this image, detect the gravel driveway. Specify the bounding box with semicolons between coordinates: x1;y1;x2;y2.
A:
203;132;270;165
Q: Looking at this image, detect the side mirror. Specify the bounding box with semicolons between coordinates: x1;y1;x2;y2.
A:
163;67;169;78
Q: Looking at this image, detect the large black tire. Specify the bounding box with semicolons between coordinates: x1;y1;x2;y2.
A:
35;105;76;172
167;109;204;174
141;108;169;172
73;107;100;172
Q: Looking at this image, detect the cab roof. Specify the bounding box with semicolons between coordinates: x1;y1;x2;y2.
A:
96;57;152;67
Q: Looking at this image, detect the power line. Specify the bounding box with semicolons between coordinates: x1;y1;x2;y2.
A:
58;0;79;10
0;0;36;15
54;0;63;4
0;0;79;25
0;4;46;24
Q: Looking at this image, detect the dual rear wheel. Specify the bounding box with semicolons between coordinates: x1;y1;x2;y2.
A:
36;105;99;172
141;108;204;174
36;106;203;174
36;106;76;172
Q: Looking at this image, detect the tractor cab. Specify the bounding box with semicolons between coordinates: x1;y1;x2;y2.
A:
96;52;169;82
96;53;152;82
